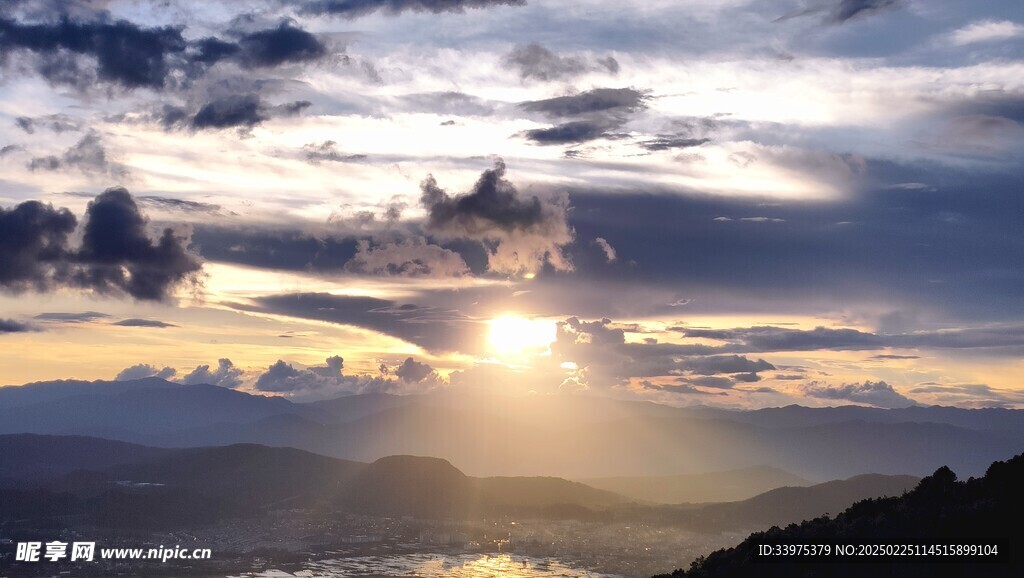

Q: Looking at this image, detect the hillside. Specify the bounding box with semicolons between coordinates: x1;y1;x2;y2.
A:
583;466;813;504
0;436;628;526
652;454;1024;577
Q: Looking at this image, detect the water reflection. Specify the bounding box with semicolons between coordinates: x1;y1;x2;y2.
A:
235;553;620;577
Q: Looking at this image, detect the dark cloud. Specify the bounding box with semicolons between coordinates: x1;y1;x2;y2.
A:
680;326;884;352
14;113;83;134
179;358;243;388
519;87;646;118
190;94;266;129
136;196;227;216
28;131;125;176
637;136;710;151
115;363;176;381
0;318;36;333
803;380;916;409
169;94;307;131
0;144;22;156
190;225;359;272
561;163;1024;321
34;311;109;322
675;324;1024;356
0;200;77;293
303;140;367;164
178;94;311;131
0;17;186;89
504;43;618;82
393;356;435;383
68;188;202;301
682;354;776;376
297;0;527;18
420;159;574;274
242;292;484;354
189;37;241;65
522;120;617;145
236;23;326;68
829;0;900;24
113;318;177;328
396;91;496;116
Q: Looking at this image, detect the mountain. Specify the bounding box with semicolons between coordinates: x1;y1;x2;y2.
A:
690;404;1024;439
0;436;628;527
583;466;813;504
656;473;920;533
0;379;326;438
652;454;1024;577
2;379;1023;480
339;455;477;519
0;434;171;480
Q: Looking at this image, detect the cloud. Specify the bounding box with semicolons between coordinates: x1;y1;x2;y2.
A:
679;326;884;352
519;87;646;118
253;355;405;399
504;43;618;82
244;293;482;353
0;318;36;334
235;23;326;68
343;237;470;278
34;311;109;323
548;317;768;392
180;94;312;131
829;0;900;24
518;88;645;145
0;17;186;89
678;375;735;389
28;131;127;176
113;318;177;328
637;136;710;151
393;356;436;383
522;120;619;145
297;0;527;18
71;187;203;301
0;200;77;293
682;354;775;375
302;140;367;164
136;196;228;216
907;383;1024;409
14;113;84;134
949;20;1024;46
420;159;574;275
179;358;244;388
593;237;617;262
115;363;177;381
395;91;496;116
803;380;916;408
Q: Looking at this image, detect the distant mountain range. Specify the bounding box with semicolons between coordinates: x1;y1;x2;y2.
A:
0;435;628;526
653;453;1024;577
582;466;813;504
0;434;922;538
2;378;1023;480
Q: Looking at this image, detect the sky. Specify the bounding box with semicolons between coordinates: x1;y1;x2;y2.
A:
1;0;1023;409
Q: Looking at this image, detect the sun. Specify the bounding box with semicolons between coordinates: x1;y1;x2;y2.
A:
487;316;557;356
